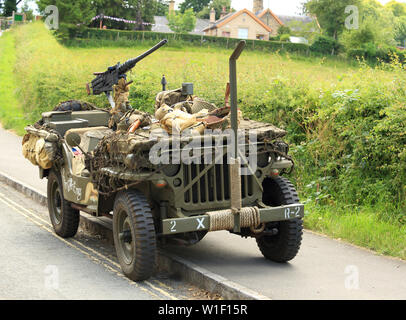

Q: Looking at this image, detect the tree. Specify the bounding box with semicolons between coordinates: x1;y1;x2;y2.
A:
155;0;169;15
278;25;291;36
197;0;231;20
385;0;406;17
167;8;196;33
286;19;321;43
21;0;33;20
127;0;157;30
303;0;362;39
4;0;16;16
340;0;397;51
395;16;406;46
179;0;210;13
37;0;98;24
2;0;26;16
45;0;159;30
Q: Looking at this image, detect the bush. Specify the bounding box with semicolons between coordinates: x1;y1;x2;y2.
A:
347;45;406;64
310;35;342;55
280;34;291;42
278;26;291;36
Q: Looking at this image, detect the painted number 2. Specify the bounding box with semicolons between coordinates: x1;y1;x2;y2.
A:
170;221;177;233
284;206;301;220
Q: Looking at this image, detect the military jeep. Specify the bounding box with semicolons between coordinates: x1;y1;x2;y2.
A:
23;40;304;281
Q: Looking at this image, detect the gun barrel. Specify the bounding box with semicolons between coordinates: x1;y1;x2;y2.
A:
119;39;168;74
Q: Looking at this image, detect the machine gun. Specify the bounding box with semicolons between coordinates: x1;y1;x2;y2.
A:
87;39;168;103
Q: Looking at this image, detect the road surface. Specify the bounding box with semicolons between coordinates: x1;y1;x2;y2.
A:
0;181;210;300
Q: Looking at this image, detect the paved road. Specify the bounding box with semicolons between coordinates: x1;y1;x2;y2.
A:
0;126;47;194
1;126;406;300
0;181;210;300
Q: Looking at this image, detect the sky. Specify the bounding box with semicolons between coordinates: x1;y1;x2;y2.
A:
22;0;406;17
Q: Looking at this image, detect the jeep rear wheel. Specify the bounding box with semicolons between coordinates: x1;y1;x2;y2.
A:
47;170;80;238
256;177;303;263
113;190;156;281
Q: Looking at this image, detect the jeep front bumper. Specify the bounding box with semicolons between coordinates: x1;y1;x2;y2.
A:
161;203;304;235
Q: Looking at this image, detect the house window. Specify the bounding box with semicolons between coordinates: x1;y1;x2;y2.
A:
238;28;249;39
256;34;265;40
222;31;231;37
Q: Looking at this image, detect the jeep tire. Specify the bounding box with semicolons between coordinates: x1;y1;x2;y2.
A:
113;190;156;281
256;177;303;262
47;170;80;238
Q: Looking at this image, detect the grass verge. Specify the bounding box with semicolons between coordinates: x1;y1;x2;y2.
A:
305;204;406;260
0;31;28;135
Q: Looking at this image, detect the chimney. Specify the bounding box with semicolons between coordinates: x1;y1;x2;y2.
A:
169;0;175;14
220;6;227;19
210;8;216;23
253;0;264;14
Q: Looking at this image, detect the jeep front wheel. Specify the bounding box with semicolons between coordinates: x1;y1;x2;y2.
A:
256;177;303;263
113;190;156;281
47;170;80;238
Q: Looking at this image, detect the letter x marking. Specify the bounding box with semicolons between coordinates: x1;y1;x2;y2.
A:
196;217;205;230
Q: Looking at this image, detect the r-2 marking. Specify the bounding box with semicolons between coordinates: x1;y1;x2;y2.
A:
284;206;301;219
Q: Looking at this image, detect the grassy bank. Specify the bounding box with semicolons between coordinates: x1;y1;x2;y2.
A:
0;22;404;260
0;31;27;135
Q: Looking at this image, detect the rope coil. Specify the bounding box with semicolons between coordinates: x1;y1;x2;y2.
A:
207;207;261;231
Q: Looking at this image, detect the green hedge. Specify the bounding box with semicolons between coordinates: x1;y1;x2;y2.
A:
347;46;406;64
56;24;310;54
310;35;343;55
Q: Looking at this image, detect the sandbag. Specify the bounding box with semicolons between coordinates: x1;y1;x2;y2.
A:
22;134;54;169
191;98;216;114
155;89;192;111
155;105;208;135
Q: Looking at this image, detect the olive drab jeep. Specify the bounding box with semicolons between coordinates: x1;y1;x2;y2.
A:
22;40;304;281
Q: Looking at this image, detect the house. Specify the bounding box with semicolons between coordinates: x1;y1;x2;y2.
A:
203;0;284;40
257;9;284;36
152;0;301;40
203;8;273;40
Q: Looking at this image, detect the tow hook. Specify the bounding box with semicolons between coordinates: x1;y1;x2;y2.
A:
261;228;279;237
